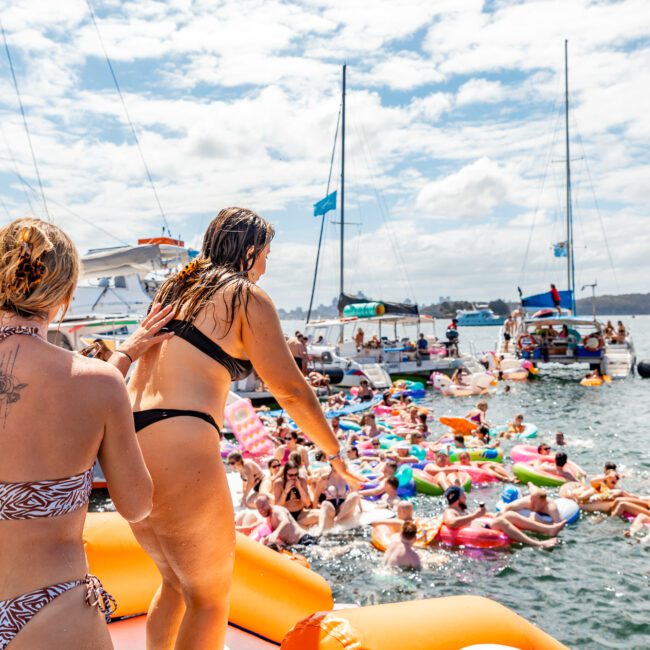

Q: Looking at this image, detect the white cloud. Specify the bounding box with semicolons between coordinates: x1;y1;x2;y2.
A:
0;0;648;309
456;78;505;106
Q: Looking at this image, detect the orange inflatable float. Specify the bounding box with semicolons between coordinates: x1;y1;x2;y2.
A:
83;512;332;644
281;595;568;649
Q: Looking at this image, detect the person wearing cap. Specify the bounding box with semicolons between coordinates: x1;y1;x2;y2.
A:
445;487;564;549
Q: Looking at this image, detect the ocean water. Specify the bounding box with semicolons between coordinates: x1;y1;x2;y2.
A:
291;316;650;650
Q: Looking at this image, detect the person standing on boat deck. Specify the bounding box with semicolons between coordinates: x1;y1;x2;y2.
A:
0;219;155;650
550;284;562;315
127;208;360;650
354;327;365;349
287;334;306;374
503;315;515;352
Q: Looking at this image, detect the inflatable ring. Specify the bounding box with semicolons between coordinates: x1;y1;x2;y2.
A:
517;333;537;352
582;334;603;351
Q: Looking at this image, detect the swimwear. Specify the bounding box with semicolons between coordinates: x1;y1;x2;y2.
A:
286;486;301;501
359;394;373;402
133;409;220;434
289;508;303;521
0;468;93;520
293;356;303;369
0;327;115;646
252;476;263;492
298;534;318;546
0;575;116;650
161;319;252;380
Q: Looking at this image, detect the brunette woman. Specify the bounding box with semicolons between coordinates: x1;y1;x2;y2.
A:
128;207;358;649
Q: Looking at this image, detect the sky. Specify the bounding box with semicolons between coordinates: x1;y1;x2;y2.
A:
0;0;648;309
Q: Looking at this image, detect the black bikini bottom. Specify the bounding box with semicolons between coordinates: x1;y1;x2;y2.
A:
133;409;220;434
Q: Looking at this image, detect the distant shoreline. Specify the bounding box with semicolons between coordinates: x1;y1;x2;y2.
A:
279;293;650;320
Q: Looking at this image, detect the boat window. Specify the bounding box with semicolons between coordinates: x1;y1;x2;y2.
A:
115;276;127;289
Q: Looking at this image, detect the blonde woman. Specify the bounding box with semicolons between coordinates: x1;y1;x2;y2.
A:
128;207;359;650
0;219;153;649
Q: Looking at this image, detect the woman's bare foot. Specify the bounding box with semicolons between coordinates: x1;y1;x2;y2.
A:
537;538;558;549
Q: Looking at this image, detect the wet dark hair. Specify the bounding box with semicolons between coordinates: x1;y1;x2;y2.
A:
347;446;359;458
604;461;617;471
314;450;326;462
386;477;399;490
555;452;568;467
154;207;274;334
401;520;418;541
454;434;465;447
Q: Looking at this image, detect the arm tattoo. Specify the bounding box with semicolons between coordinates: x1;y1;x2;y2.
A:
0;344;28;427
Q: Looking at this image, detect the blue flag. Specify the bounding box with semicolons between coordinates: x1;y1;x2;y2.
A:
313;190;337;217
553;242;568;258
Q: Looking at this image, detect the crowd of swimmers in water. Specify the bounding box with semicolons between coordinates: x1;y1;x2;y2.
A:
225;392;650;570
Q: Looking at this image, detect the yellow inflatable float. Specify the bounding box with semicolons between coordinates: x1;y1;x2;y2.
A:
85;512;567;649
83;512;331;644
281;596;568;649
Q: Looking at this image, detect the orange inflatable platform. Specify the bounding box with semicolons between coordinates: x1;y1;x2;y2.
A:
83;512;332;644
281;595;568;650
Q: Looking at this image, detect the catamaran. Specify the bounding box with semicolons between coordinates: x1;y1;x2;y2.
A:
498;42;635;378
305;65;472;382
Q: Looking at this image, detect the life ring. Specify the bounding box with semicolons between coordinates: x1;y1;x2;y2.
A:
517;333;537;352
582;334;603;351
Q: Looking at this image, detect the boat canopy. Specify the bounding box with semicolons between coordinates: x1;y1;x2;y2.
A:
523;316;599;328
338;292;418;316
81;244;188;281
521;290;573;310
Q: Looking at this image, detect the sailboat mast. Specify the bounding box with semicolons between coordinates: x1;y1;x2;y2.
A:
564;39;576;313
339;64;346;315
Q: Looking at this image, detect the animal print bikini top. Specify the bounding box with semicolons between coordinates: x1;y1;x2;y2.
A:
0;326;94;521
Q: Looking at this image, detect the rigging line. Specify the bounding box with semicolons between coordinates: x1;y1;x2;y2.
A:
0;21;51;221
354;116;415;301
85;0;172;237
306;105;341;323
574;125;619;291
0;195;11;219
519;101;563;288
10;170;130;245
0;124;35;213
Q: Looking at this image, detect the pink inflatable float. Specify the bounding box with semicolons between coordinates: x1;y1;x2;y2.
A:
225;398;275;457
436;516;510;549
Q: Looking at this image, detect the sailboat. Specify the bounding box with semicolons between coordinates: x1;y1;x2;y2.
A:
502;41;636;378
305;66;474;382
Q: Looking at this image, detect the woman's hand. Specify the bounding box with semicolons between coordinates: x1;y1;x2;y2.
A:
331;458;364;491
119;303;176;361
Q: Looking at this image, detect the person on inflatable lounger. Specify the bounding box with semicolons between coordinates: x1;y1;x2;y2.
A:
500;485;565;524
254;495;319;548
384;521;421;570
534;452;582;482
443;487;563;549
424;451;467;491
313;461;362;534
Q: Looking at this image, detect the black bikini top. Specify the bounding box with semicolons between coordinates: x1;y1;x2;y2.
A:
162;319;252;381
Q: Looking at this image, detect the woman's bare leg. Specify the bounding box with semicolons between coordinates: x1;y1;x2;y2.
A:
501;511;566;535
316;501;336;535
491;517;557;549
135;418;235;650
611;500;650;519
131;520;186;650
335;493;361;523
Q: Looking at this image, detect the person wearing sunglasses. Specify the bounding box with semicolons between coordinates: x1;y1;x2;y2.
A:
227;451;265;508
273;462;318;527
